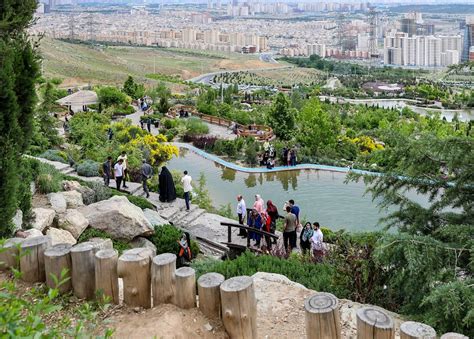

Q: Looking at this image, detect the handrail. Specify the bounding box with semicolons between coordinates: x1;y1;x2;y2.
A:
221;222;279;239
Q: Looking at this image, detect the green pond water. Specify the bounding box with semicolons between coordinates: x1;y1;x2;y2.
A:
167;149;428;232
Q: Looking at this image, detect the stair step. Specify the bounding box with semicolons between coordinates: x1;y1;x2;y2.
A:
180;208;206;227
159;206;180;220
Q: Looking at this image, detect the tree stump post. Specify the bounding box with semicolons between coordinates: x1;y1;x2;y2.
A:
400;321;436;339
95;249;119;304
197;272;225;319
440;333;469;339
220;276;257;339
44;243;72;294
70;242;96;300
151;253;176;306
304;292;341;339
118;248;152;308
175;267;196;309
0;238;24;271
20;236;49;283
356;307;394;339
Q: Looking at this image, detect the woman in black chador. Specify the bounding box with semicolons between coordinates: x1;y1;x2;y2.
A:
158;166;177;202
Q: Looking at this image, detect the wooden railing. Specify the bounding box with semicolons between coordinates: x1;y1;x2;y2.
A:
0;235;468;339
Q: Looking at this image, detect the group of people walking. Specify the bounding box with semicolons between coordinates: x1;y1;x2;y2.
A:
236;194;324;260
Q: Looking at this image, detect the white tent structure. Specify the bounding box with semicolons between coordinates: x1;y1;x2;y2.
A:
56;90;98;112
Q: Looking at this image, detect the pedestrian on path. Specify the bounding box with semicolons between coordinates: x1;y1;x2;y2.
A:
181;170;192;211
253;194;264;214
147;118;151;133
141;159;153;198
102;156;113;187
114;159;124;191
117;151;129;189
283;206;297;253
236;195;247;237
311;222;324;262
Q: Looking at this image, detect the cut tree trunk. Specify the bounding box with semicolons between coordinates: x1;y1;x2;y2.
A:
0;238;24;271
220;276;257;339
20;236;49;283
44;243;73;294
197;272;225;319
118;248;152;308
70;242;96;300
356;307;394;339
175;266;196;309
400;321;436;339
95;249;119;304
304;292;341;339
440;333;469;339
151;253;176;306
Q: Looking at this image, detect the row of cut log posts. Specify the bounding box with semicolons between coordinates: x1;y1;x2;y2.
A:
44;244;73;294
95;249;119;304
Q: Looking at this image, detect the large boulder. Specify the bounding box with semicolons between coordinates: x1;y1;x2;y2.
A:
130;237;157;256
31;208;56;232
77;186;96;205
61;190;84;209
47;192;67;213
62;180;82;192
143;208;167;227
12;209;23;233
58;209;89;239
47;228;77;246
24;228;44;238
79;196;154;241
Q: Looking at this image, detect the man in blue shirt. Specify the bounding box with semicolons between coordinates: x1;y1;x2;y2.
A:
289;199;300;226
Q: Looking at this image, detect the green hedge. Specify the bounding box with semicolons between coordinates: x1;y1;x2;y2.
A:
148;224;200;259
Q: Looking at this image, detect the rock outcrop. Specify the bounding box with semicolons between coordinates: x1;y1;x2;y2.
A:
31;208;56;232
47;227;77;246
143;208;167;227
61;191;84;209
47;192;67;213
78;196;154;241
12;209;23;233
130;237;157;256
58;209;89;239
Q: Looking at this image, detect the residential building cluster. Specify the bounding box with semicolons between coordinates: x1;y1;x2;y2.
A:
462;16;474;62
296;1;370;13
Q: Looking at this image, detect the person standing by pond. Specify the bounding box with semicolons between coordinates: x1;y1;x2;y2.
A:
289;199;300;227
181;170;192;211
102;156;113;187
141;159;153;198
236;195;247;238
311;222;324;262
300;222;313;255
117;151;129;189
113;159;124;192
253;194;264;214
266;200;279;244
283;206;297;253
247;209;262;248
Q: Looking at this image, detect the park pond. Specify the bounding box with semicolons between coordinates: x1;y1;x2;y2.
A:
167;148;429;232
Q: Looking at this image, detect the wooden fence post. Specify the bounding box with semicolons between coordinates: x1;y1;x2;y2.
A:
95;249;119;304
151;253;176;306
304;292;341;339
0;238;24;271
400;321;436;339
20;236;49;283
197;272;225;319
118;248;152;309
44;243;72;294
220;276;257;339
440;333;469;339
70;242;96;300
175;267;196;309
356;307;394;339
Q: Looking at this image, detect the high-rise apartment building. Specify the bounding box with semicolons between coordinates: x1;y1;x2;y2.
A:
462;16;474;62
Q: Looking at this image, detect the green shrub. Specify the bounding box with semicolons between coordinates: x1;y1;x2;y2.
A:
163;118;178;129
183;117;209;136
39;149;68;163
78;228;131;254
165;128;178;142
113;105;135;116
83;181;112;203
35;163;63;194
148;224;199;258
76;160;100;177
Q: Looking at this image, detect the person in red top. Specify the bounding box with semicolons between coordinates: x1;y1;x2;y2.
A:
266;200;279;244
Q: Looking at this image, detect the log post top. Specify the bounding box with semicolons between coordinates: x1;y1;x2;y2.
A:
220;276;253;292
95;248;118;259
198;272;225;288
356;307;394;329
4;237;25;248
176;267;195;277
44;244;72;257
152;253;176;265
121;248;154;261
304;292;339;314
440;333;469;339
401;321;436;338
70;242;95;253
21;236;49;249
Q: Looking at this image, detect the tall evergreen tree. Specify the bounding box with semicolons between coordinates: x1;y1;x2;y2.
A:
268;93;295;140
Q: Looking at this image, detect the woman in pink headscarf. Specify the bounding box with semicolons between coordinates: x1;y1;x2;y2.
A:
253;194;264;214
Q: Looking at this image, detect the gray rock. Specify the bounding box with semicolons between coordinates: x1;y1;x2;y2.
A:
143;208;167;227
47;192;67;213
79;196;154;241
47;227;77;246
24;228;44;238
12;209;23;233
62;180;82;191
61;190;84;209
77;186;95;205
130;237;156;256
31;208;56;232
58;209;89;239
30;181;36;195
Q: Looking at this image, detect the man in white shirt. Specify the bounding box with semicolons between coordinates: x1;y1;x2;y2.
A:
113;159;124;191
117;151;128;189
181;170;192;211
236;195;247;237
310;222;324;262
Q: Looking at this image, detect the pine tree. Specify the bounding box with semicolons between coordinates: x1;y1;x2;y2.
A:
267;93;295;140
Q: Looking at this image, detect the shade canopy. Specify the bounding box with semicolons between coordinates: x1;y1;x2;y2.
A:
56;90;98;106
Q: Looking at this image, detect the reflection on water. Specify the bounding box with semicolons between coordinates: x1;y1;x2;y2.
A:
166;149;427;232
